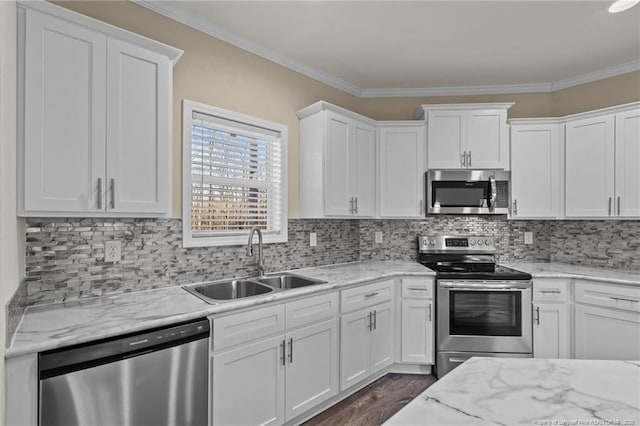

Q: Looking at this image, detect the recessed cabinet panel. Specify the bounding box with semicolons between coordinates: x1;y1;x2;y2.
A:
565;115;615;217
510;124;560;218
353;124;376;217
401;299;434;364
533;303;569;359
466;111;504;169
427;112;465;169
324;113;351;216
339;309;370;390
615;109;640;217
23;9;106;212
574;304;640;360
106;39;170;213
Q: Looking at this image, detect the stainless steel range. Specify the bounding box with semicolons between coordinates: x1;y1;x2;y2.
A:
418;235;533;378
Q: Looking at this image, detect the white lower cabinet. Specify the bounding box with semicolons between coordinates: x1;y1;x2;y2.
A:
533;302;569;359
340;301;393;391
211;293;339;426
574;304;640;360
401;299;434;364
212;335;285;426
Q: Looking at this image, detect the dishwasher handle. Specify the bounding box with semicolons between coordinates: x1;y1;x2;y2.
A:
39;318;210;379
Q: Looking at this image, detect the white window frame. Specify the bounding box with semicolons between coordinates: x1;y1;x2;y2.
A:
182;100;288;247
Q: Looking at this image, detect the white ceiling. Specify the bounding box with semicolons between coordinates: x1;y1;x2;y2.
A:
137;1;640;97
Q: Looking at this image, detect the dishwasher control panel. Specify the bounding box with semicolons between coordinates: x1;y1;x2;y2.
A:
122;320;209;351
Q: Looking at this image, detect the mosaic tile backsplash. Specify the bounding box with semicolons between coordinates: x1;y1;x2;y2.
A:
23;217;640;306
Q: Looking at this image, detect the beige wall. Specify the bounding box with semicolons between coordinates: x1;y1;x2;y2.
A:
54;1;640;219
1;1;22;424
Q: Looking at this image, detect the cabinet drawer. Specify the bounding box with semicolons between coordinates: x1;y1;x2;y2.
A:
286;292;338;330
574;280;640;313
401;278;434;299
532;279;569;302
340;280;393;313
212;304;285;351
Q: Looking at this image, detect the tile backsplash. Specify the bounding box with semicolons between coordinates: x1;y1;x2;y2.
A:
22;217;640;306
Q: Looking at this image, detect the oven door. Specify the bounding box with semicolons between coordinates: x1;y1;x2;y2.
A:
437;280;532;353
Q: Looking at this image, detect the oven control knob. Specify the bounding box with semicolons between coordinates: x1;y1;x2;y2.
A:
470;240;475;246
430;239;435;246
476;239;483;246
485;239;491;246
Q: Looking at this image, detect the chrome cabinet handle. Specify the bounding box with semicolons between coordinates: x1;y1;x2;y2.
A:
408;287;427;291
110;178;116;209
97;178;102;210
373;310;377;330
367;311;372;331
427;304;432;322
468;151;472;167
513;200;517;216
539;289;561;294
281;340;286;366
288;338;293;363
608;197;612;216
617;196;621;216
349;197;354;214
610;296;639;303
354;197;358;214
461;152;466;167
364;292;379;298
535;306;540;325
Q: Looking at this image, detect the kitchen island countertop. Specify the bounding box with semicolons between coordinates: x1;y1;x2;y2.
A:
385;357;640;425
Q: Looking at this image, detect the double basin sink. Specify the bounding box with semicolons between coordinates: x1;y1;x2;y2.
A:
183;273;327;304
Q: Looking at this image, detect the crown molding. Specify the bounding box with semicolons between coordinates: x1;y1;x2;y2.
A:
133;0;362;97
134;1;640;98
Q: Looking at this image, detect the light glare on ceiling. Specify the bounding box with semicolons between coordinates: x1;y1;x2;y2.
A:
608;0;640;13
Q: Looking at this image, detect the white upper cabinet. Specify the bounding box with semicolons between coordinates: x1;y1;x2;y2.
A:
509;120;562;219
377;122;426;218
564;103;640;218
615;108;640;217
417;103;513;170
297;101;376;218
18;2;182;217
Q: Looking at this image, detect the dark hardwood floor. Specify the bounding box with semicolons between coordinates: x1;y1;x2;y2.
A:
303;373;437;426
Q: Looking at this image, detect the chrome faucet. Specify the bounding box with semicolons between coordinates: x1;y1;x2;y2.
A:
247;227;265;276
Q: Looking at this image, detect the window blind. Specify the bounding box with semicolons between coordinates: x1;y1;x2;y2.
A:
190;111;283;237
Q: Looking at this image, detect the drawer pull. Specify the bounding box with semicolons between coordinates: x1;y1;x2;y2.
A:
610;296;639;303
539;289;561;294
408;287;427;291
365;292;379;298
280;340;286;366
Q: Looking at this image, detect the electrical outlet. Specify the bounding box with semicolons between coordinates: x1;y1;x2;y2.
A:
105;240;122;262
374;231;383;244
524;232;533;245
310;232;317;247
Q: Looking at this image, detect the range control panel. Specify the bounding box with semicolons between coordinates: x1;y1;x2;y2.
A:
419;235;496;253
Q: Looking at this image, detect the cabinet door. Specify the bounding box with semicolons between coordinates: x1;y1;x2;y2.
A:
212;335;285;426
466;109;508;169
352;122;376;217
379;126;425;217
510;124;560;218
427;111;465;169
401;299;434;364
324;112;351;216
285;319;338;421
533;303;569;359
369;302;394;373
565;115;615;217
615;108;640;217
340;309;370;390
106;38;170;214
574;304;640;360
23;9;106;212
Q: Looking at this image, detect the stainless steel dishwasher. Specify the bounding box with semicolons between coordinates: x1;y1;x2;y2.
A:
39;318;210;426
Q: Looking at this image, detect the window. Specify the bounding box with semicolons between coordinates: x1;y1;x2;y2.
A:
182;100;287;247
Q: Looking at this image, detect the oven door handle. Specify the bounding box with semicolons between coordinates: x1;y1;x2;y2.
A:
439;282;530;290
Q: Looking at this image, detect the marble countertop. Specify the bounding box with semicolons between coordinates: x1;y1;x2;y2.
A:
502;262;640;286
385;357;640;425
6;261;433;358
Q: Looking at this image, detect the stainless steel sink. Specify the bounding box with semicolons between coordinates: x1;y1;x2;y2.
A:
183;279;274;304
255;273;327;289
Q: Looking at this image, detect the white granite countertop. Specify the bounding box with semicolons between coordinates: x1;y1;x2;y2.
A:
502;262;640;286
385;357;640;426
6;261;433;358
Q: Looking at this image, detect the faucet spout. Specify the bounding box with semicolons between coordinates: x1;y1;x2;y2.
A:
247;227;265;276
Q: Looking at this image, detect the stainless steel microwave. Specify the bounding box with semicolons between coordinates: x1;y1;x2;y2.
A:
426;170;510;215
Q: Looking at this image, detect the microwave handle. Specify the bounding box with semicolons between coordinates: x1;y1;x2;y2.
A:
489;176;497;209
